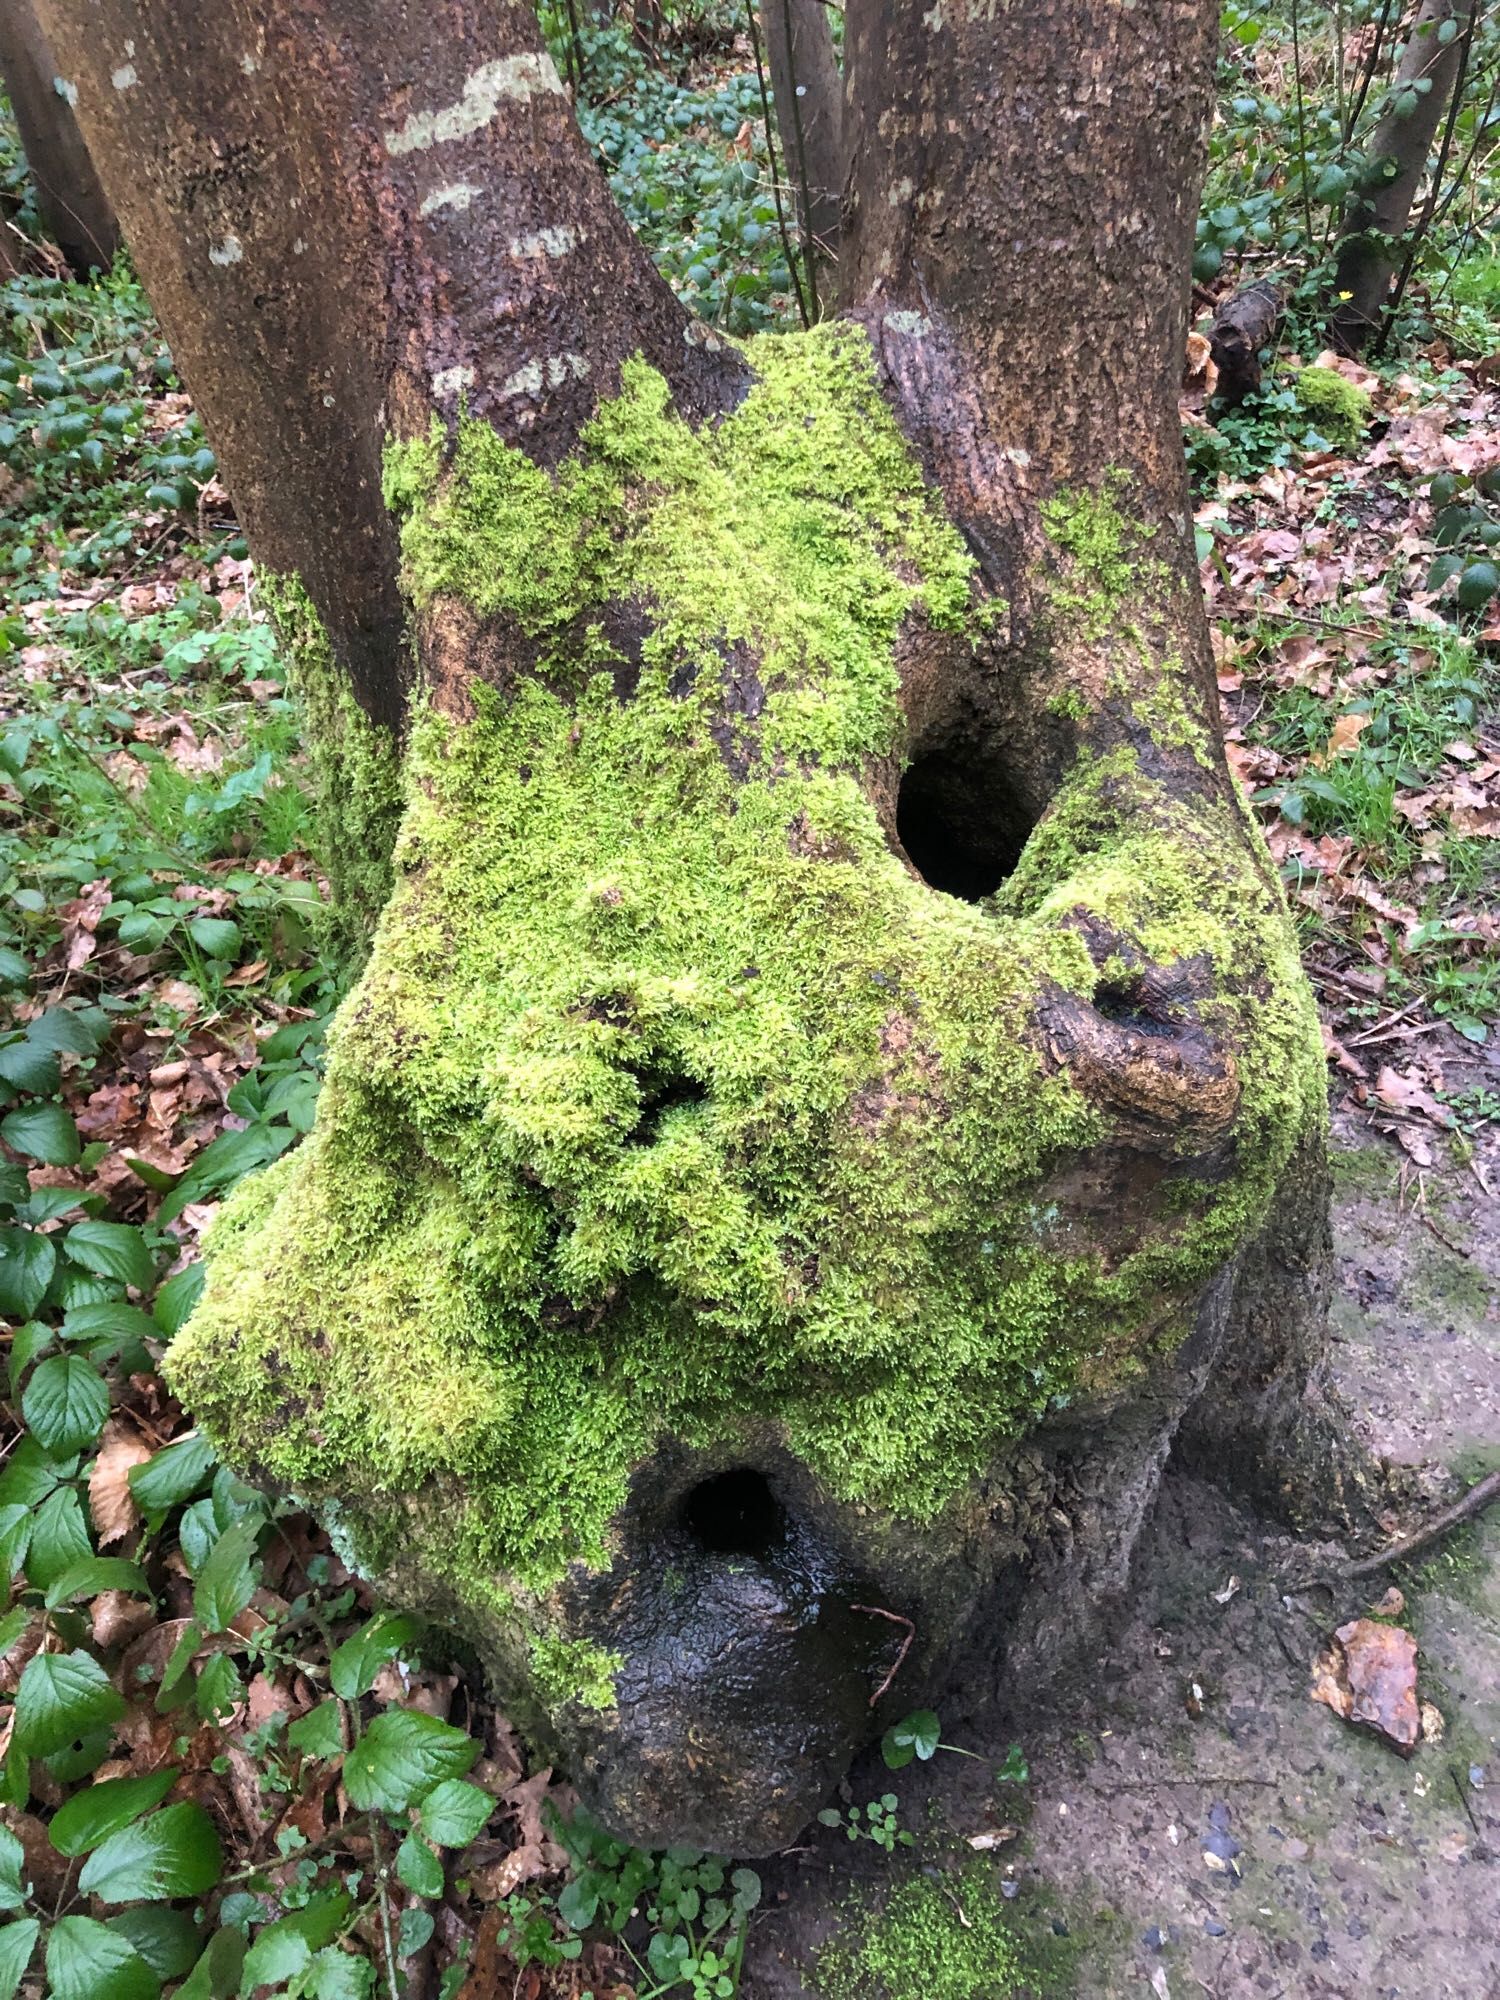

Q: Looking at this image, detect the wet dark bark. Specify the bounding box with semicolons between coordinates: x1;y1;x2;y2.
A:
760;0;843;309
0;0;118;276
1330;0;1473;354
1208;279;1282;406
35;0;748;732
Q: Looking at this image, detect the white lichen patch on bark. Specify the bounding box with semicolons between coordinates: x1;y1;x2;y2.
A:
111;63;138;89
209;235;244;267
883;310;932;337
383;53;565;157
432;364;477;398
499;353;591;399
509;225;579;260
420;182;485;218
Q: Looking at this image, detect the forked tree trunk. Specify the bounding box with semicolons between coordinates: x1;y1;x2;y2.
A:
760;0;843;310
45;0;1379;1854
1330;0;1473;353
0;0;117;275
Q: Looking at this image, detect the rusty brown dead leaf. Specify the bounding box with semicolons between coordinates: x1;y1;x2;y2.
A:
1311;1617;1421;1755
90;1423;154;1545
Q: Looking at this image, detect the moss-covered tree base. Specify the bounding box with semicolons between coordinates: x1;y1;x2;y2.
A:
167;323;1356;1850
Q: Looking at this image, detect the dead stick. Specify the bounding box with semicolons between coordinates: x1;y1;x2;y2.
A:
851;1603;916;1705
1343;1470;1500;1580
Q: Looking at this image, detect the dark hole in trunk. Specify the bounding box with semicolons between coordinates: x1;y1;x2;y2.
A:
680;1468;787;1557
1093;980;1178;1039
896;740;1032;902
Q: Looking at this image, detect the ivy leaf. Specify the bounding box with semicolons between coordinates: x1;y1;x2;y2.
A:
342;1710;478;1813
13;1649;127;1757
78;1801;223;1903
0;1102;81;1166
192;1519;260;1633
0;1226;56;1321
22;1354;110;1458
49;1769;180;1856
329;1611;423;1700
45;1915;160;2000
0;1917;40;2000
63;1220;155;1292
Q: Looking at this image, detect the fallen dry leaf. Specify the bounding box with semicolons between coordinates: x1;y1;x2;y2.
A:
89;1424;154;1545
1311;1617;1421;1755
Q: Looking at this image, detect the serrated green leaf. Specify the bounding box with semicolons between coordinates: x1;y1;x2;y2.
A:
192;1519;259;1633
396;1827;444;1898
329;1611;423;1700
418;1777;493;1847
25;1485;91;1590
22;1353;109;1457
46;1914;160;2000
309;1944;375;2000
186;917;241;960
152;1261;204;1335
107;1905;203;1980
174;1927;245;2000
44;1556;151;1610
0;1037;59;1093
62;1220;155;1291
0;1102;80;1165
0;1917;40;2000
0;1434;71;1507
238;1925;312;1991
25;1008;100;1057
14;1649;126;1756
49;1769;180;1856
79;1801;223;1903
195;1651;243;1722
0;1504;30;1580
0;1227;56;1320
287;1699;344;1760
129;1432;216;1517
7;1318;54;1394
342;1709;478;1813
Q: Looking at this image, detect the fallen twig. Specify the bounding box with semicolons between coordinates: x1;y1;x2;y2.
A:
1343;1470;1500;1581
851;1603;916;1705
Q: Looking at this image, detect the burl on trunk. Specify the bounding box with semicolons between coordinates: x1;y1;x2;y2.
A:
43;0;1376;1851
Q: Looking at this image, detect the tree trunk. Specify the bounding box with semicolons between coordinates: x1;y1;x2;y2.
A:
47;0;1377;1855
0;0;118;276
760;0;843;311
1208;278;1282;406
1330;0;1473;354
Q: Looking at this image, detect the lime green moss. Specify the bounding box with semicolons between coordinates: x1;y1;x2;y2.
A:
528;1635;623;1713
812;1864;1036;2000
1039;470;1165;643
169;323;1324;1617
1294;365;1371;449
261;573;404;964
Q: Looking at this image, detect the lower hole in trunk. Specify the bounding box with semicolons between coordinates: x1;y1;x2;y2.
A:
679;1468;788;1558
896;741;1033;902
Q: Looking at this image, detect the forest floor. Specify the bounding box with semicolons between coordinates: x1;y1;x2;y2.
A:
3;20;1500;1997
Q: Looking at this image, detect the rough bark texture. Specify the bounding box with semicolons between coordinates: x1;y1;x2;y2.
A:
36;0;747;734
50;0;1373;1855
761;0;843;309
1208;279;1283;406
0;0;118;275
1330;0;1473;354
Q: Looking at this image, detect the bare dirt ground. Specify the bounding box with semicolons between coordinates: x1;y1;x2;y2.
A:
743;1070;1500;1999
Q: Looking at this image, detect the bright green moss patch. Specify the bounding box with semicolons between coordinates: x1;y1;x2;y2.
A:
812;1863;1041;2000
261;572;404;964
1294;365;1371;448
1039;470;1163;644
169;323;1324;1623
529;1634;623;1713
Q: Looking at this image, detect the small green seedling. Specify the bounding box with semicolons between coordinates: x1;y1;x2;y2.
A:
880;1708;1029;1784
817;1795;913;1853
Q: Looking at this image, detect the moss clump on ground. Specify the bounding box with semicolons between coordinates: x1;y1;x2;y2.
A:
261;572;404;964
813;1863;1057;2000
169;322;1325;1620
1294;365;1371;448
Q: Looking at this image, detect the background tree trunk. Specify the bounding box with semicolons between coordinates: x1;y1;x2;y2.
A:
1330;0;1473;354
0;0;118;276
48;0;1371;1855
760;0;843;311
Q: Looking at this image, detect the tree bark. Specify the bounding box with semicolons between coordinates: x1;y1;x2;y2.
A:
760;0;843;311
1330;0;1473;354
0;0;118;276
47;0;1374;1856
1208;279;1282;406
